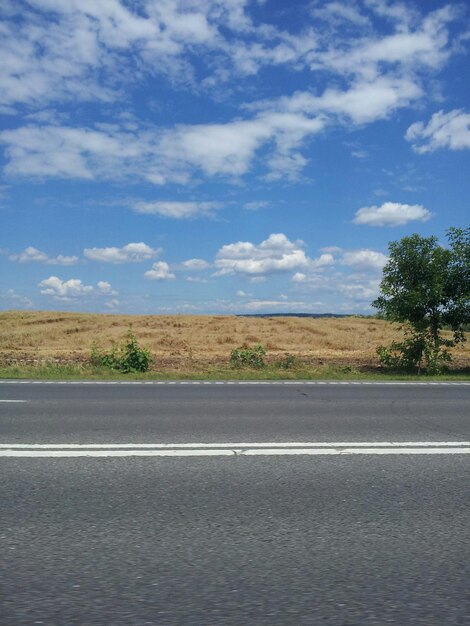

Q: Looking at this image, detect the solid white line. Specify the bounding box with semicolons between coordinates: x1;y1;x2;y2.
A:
0;400;27;403
1;441;469;449
1;447;470;457
2;441;470;458
242;448;470;456
0;449;236;457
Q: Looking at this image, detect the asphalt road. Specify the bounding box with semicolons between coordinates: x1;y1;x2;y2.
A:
1;381;470;625
1;380;470;443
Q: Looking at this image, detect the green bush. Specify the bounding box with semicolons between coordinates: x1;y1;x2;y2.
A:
91;327;152;373
230;343;266;368
377;331;452;375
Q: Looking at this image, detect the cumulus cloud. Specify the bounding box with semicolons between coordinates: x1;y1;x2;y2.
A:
292;272;308;283
340;249;388;270
144;261;176;280
353;202;431;226
38;276;118;300
405;110;470;153
84;242;160;263
9;246;78;265
38;276;94;299
133;201;221;219
215;233;308;276
181;258;211;270
97;281;118;295
309;253;335;269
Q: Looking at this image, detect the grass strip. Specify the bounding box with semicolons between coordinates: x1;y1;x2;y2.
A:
0;363;469;381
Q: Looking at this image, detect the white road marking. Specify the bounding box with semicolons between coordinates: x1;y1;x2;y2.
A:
1;442;470;457
0;400;27;403
1;441;469;449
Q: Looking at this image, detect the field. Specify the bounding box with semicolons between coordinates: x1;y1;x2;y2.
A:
1;310;469;376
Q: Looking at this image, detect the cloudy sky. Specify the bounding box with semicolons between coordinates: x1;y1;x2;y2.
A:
1;0;469;314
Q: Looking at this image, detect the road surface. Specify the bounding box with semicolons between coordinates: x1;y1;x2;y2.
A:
1;381;469;625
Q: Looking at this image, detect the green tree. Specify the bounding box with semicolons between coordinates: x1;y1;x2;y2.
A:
372;227;470;374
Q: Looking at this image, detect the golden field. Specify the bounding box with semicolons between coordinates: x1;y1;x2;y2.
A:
0;310;469;370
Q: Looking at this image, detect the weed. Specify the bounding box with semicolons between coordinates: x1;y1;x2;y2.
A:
230;343;266;368
91;327;152;373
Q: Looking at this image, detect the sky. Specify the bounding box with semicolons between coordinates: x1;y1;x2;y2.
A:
1;0;469;315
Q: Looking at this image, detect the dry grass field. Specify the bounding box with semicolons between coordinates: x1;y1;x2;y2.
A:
1;310;469;371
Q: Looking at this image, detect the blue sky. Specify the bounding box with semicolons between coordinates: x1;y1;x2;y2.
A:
1;0;469;315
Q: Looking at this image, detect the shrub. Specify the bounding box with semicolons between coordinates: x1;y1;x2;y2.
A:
377;330;452;375
230;343;266;368
91;327;152;373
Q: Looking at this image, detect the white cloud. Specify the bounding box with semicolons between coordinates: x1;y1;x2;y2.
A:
38;276;117;301
0;112;325;183
84;242;160;263
258;76;423;125
38;276;94;299
97;281;118;295
341;249;388;270
1;288;34;308
0;0;463;123
159;112;325;179
144;261;176;280
311;3;458;78
0;1;464;185
312;2;371;27
0;0;466;232
292;272;307;283
353;201;431;226
351;150;368;159
309;253;335;269
133;201;221;219
236;290;247;297
0;125;154;181
405;110;470;153
105;299;120;309
242;299;309;312
244;201;269;211
9;246;78;265
10;246;47;263
215;233;308;276
182;258;211;270
338;279;381;302
186;276;208;283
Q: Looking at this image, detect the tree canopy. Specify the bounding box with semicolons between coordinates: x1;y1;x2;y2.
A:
372;226;469;373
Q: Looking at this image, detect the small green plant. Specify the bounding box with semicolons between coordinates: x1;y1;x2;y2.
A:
230;343;266;368
275;353;298;369
91;327;152;373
